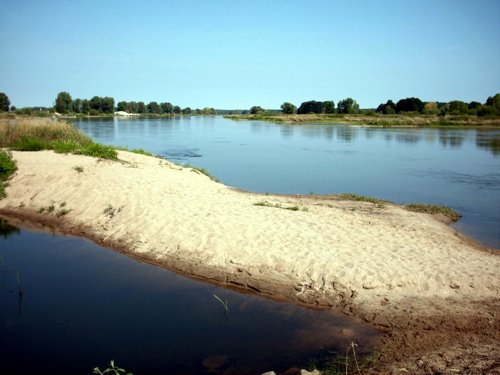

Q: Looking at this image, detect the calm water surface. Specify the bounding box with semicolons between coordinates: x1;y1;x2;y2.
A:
74;117;500;248
0;221;378;375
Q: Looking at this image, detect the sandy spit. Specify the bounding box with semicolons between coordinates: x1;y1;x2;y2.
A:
1;150;499;372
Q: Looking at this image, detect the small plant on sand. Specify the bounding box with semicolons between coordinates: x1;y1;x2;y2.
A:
103;204;122;219
93;360;133;375
254;200;308;212
182;163;220;182
0;150;17;199
406;203;462;222
47;203;55;213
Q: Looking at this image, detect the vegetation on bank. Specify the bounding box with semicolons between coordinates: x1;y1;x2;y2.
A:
0;117;117;159
406;203;462;222
228;93;500;127
0;150;17;199
225;112;500;127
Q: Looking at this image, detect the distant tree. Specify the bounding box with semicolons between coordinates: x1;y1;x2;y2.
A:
376;100;396;114
395;97;424;113
448;100;468;115
468;101;481;110
55;91;72;113
337;98;359;114
89;96;102;112
72;98;82;113
423;101;438;115
160;102;173;114
297;100;324;114
127;101;139;113
250;106;264;114
173;105;181;114
182;107;192;115
137;102;146;114
101;97;115;113
486;93;500;111
280;102;297;114
202;107;216;115
117;101;128;112
147;101;161;114
81;99;90;113
323;100;335;114
0;92;10;112
477;105;497;117
10;106;16;112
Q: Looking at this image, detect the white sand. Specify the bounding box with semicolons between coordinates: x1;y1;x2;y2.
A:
1;150;498;314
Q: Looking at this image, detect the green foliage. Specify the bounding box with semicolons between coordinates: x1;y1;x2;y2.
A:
477;105;498;117
12;136;48;151
250;105;265;114
376;100;396;114
93;360;133;375
339;193;386;206
324;100;335;114
73;165;84;173
406;203;461;221
0;150;17;199
281;102;297;114
0;92;10;112
448;100;468;115
79;143;118;159
55;92;72;113
147;101;161;114
337;98;360;114
160;102;174;114
395;97;424;113
298;100;324;114
173;105;181;114
182;107;192;115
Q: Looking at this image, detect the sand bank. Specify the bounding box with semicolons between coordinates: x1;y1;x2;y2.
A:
1;150;498;372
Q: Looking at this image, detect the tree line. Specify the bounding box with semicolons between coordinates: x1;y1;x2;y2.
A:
375;95;500;117
246;94;499;117
53;92;216;116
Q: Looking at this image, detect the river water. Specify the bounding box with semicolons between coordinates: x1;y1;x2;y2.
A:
74;116;500;249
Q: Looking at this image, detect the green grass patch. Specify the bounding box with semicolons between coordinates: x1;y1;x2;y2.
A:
406;203;462;221
0;150;17;199
78;143;117;159
339;193;386;205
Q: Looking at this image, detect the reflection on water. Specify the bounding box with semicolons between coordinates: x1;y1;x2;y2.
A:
72;117;500;248
0;225;379;375
0;218;20;238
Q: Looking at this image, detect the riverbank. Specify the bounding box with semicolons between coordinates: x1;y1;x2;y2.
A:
0;150;498;373
225;113;500;127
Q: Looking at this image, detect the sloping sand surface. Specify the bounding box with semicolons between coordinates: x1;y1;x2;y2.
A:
1;150;499;372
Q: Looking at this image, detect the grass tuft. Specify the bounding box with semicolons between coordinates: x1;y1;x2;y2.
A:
406;203;462;221
254;200;308;212
0;150;17;199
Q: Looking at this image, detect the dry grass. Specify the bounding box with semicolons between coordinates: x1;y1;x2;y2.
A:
0;117;91;147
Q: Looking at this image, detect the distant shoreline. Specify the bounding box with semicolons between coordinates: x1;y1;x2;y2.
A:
224;113;500;127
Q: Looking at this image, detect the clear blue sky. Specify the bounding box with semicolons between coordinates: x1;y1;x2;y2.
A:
1;0;499;109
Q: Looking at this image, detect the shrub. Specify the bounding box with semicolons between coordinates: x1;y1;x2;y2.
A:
0;150;17;199
79;143;117;159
